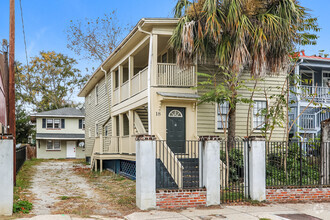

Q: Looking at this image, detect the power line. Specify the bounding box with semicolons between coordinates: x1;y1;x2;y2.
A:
19;0;29;68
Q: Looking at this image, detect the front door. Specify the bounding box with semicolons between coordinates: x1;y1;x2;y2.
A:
166;107;185;153
66;141;76;158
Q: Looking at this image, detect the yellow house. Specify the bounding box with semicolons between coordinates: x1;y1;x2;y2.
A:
78;18;287;177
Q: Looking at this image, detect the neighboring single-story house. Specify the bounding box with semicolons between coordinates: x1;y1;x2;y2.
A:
31;107;85;159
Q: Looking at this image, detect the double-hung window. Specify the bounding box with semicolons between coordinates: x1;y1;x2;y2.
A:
54;119;60;128
46;140;61;150
47;119;53;128
216;102;229;130
253;101;267;129
43;118;64;129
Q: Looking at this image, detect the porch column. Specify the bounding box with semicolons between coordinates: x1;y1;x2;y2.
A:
129;110;134;154
119;65;123;102
248;136;266;201
136;135;156;210
111;116;117;153
129;56;134;96
119;114;124;154
200;136;221;206
151;34;158;87
111;71;114;106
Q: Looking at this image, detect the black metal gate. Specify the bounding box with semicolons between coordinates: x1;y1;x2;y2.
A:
220;140;249;203
16;145;27;173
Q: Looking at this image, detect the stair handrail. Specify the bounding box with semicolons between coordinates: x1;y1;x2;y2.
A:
90;137;101;170
134;112;147;134
155;133;184;188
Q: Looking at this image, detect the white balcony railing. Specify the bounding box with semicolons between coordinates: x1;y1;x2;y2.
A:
157;63;196;87
291;85;330;102
131;67;148;96
113;88;120;105
121;81;129;101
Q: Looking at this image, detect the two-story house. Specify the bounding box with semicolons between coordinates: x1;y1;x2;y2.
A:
31;107;85;159
289;53;330;140
78;18;287;177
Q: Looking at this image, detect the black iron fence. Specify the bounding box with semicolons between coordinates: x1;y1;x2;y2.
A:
156;140;200;189
16;145;27;173
220;140;249;203
266;141;330;188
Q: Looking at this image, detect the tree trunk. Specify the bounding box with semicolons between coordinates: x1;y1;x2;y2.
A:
227;100;236;151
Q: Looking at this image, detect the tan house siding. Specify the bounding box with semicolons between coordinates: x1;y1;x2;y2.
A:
197;65;287;141
36;118;84;134
84;74;112;157
36;140;85;159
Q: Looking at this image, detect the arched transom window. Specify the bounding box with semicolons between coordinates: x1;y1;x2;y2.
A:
168;109;183;118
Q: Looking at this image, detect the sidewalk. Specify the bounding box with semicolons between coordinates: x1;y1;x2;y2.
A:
15;203;330;220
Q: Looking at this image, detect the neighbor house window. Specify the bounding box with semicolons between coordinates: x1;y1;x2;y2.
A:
44;118;64;129
95;85;99;105
46;140;61;150
253;101;267;129
79;119;85;129
216;102;229;130
54;119;60;128
47;119;53;128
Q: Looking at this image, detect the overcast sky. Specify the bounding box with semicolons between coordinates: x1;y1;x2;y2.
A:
0;0;329;104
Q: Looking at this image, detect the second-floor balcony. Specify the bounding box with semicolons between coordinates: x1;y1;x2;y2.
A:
113;63;196;105
290;85;330;103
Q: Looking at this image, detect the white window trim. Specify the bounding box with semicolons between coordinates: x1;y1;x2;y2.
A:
46;140;61;151
95;121;99;137
45;118;62;130
88;128;91;138
214;102;229;133
322;70;330;87
252;100;267;131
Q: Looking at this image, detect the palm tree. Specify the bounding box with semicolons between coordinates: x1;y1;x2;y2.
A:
171;0;318;147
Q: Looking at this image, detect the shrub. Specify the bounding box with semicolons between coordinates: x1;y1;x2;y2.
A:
13;200;33;214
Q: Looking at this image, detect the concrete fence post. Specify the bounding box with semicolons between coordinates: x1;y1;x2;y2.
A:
200;136;221;206
248;136;266;201
0;139;14;216
135;135;156;210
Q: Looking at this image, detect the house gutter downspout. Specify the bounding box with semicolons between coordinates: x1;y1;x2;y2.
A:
138;25;152;135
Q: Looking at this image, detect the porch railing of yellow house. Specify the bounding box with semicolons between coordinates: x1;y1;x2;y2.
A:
131;67;148;96
157;63;196;87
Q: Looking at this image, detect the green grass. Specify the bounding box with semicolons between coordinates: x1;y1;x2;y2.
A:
14;159;45;201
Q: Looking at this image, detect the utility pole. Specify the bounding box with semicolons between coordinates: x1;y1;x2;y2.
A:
9;0;16;184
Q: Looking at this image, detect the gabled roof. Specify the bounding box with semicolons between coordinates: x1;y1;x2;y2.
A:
32;107;85;118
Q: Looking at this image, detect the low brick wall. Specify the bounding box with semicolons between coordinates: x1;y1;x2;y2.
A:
156;189;206;209
266;188;330;202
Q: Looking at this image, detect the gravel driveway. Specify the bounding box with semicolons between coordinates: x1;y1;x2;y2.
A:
29;160;121;218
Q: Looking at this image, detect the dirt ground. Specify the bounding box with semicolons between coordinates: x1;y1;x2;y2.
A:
27;160;136;218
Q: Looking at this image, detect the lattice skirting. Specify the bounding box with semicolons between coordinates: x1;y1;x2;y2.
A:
119;160;136;180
